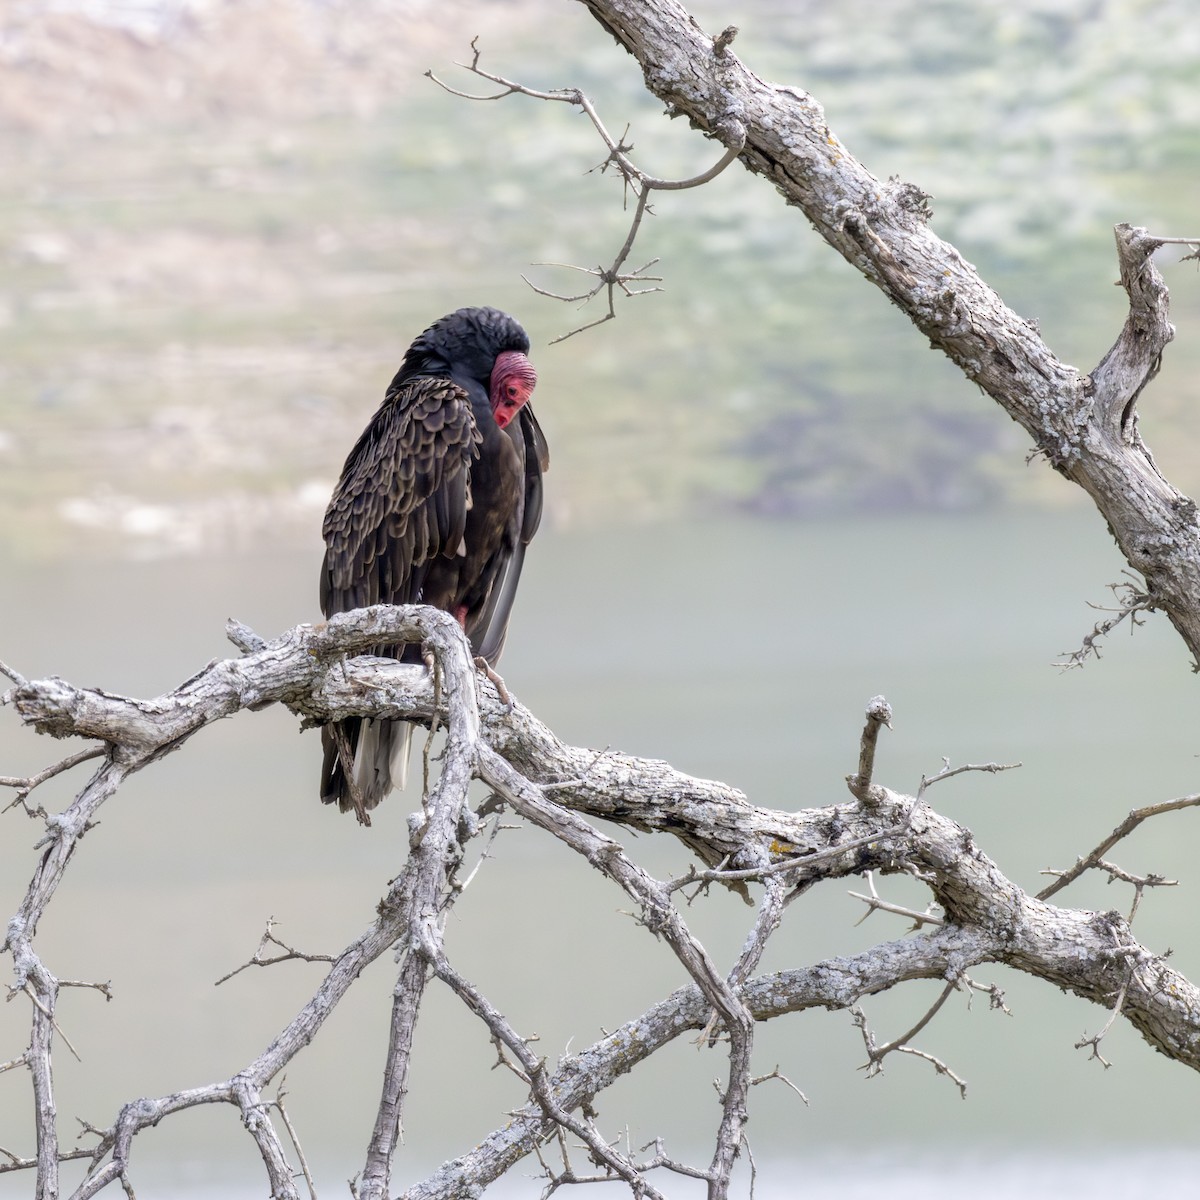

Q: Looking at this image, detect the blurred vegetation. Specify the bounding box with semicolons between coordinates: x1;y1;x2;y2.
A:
1;0;1199;557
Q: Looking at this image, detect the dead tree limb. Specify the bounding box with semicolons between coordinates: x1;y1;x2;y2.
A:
5;614;1200;1197
574;0;1200;667
6;4;1200;1196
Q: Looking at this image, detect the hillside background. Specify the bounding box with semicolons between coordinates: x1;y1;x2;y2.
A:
5;5;1200;1195
2;0;1199;557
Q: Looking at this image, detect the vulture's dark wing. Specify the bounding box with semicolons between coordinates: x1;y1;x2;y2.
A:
519;403;550;544
319;375;478;817
471;402;549;665
321;375;479;618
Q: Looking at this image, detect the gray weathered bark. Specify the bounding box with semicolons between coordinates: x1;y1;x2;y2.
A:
7;4;1200;1198
4;606;1200;1197
579;0;1200;664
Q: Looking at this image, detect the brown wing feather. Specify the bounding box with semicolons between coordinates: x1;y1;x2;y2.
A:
319;375;477;816
320;375;478;617
469;402;547;665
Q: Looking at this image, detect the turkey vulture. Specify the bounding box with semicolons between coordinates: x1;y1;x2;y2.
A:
319;306;548;819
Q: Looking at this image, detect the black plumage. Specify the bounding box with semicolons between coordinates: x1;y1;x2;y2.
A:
319;307;548;818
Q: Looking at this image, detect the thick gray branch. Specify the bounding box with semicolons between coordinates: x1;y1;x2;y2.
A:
576;0;1200;665
7;616;1200;1197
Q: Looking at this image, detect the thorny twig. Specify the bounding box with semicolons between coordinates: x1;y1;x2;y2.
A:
1155;235;1200;265
1097;859;1176;923
749;1066;809;1107
0;1145;96;1176
1;745;106;814
427;38;745;341
1038;792;1200;901
852;984;968;1098
664;819;911;894
22;982;81;1063
1075;967;1135;1068
273;1077;318;1200
1055;572;1154;669
215;918;335;987
961;975;1012;1016
539;1133;714;1194
917;758;1022;799
848;870;943;929
452;811;505;894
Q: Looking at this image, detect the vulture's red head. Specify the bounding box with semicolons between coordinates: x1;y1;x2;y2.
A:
489;350;538;429
401;306;537;429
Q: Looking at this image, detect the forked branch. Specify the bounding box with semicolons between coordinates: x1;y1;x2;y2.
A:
427;37;745;341
6;614;1200;1199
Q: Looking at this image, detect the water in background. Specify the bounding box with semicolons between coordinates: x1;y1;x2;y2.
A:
3;509;1200;1196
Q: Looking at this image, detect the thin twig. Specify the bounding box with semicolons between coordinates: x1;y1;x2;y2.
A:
1055;573;1153;670
428;38;744;341
539;745;613;792
852;984;967;1097
22;982;81;1063
1096;859;1176;923
59;979;114;1001
666;818;910;896
749;1066;808;1106
871;982;958;1059
961;975;1012;1016
0;1146;97;1175
273;1077;318;1200
332;722;369;827
1;745;106;812
848;870;943;928
1075;968;1134;1068
917;758;1021;799
453;813;505;895
1038;793;1200;901
215;919;335;987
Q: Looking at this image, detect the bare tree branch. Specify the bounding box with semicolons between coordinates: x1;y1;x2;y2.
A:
7;5;1200;1194
0;744;106;814
917;758;1022;798
1075;966;1134;1069
575;0;1200;668
1038;793;1200;901
1054;573;1154;670
214;919;336;987
5;607;1200;1197
428;36;745;341
852;985;969;1099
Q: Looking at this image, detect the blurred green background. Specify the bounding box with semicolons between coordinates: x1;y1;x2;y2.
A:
3;1;1200;1196
3;0;1200;554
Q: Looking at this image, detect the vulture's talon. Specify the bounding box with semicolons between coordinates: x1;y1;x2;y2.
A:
474;656;514;710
